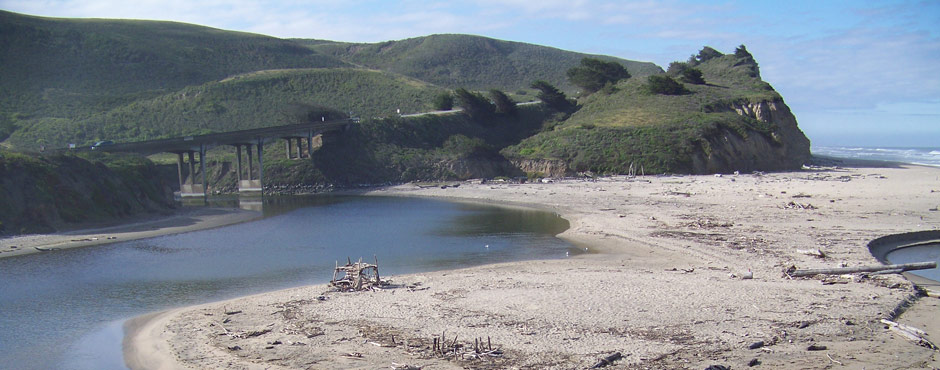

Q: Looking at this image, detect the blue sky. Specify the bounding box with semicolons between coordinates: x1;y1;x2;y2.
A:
3;0;938;148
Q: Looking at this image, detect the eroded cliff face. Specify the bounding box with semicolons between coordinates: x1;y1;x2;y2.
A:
691;99;811;174
511;159;571;178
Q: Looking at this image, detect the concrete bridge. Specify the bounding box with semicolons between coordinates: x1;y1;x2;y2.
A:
83;119;352;198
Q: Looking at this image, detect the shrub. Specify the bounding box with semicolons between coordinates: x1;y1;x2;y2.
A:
432;92;455;110
566;58;631;94
646;75;690;95
680;68;706;85
454;88;495;119
489;89;517;115
530;80;574;112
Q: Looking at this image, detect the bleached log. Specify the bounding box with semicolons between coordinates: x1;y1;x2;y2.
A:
790;262;936;277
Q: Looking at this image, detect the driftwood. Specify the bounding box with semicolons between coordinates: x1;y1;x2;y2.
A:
330;256;382;291
789;262;936;277
591;352;623;368
882;319;939;350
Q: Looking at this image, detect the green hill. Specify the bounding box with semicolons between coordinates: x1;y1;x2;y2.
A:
7;68;446;148
0;10;347;141
503;48;810;174
302;34;662;93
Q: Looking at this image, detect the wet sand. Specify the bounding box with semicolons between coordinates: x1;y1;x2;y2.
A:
0;207;262;259
126;163;939;369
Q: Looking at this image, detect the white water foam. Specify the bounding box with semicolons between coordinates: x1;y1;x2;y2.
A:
813;146;940;167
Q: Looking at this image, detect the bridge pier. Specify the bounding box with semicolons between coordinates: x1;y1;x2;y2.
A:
284;136;315;159
234;143;263;193
178;150;205;198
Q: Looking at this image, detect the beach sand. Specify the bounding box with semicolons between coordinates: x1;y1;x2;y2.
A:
125;163;940;369
0;206;262;260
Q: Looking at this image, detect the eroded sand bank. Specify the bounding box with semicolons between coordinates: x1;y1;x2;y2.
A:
126;163;940;369
0;207;261;259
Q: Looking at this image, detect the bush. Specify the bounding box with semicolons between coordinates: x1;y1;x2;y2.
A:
489;89;517;115
566;58;631;94
646;75;690;95
530;80;574;112
432;92;455;110
454;88;495;119
680;68;706;85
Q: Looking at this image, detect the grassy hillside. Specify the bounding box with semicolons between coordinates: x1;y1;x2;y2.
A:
8;68;447;149
0;10;347;139
0;150;175;235
503;48;804;174
303;34;662;94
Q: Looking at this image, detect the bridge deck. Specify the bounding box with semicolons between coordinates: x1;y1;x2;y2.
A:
76;119;350;155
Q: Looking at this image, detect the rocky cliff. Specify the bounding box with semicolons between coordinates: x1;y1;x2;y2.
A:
691;99;811;174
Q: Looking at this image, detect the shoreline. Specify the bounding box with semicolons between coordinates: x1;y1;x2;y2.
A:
0;206;262;260
126;163;940;368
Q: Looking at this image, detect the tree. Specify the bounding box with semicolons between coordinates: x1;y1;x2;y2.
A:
666;61;689;75
646;75;689;95
680;68;705;85
566;58;631;94
488;89;517;115
454;88;494;119
688;46;723;66
530;80;573;111
432;92;454;110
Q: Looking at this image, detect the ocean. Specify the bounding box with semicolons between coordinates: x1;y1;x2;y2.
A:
812;146;940;167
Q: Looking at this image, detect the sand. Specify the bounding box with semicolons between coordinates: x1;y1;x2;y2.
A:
0;206;262;260
125;162;940;369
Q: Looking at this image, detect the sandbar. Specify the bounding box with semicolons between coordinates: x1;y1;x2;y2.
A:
0;206;262;259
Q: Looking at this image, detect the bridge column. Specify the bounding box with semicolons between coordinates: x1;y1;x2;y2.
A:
257;139;264;195
176;152;185;191
246;144;254;180
188;151;196;187
285;138;293;159
199;144;207;201
295;137;303;159
234;144;243;182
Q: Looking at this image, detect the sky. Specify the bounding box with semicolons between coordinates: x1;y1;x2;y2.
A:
2;0;938;148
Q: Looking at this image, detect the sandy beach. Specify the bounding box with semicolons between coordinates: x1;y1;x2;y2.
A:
0;206;262;260
125;162;940;369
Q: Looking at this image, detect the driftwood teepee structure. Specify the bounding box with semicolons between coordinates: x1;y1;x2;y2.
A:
330;256;382;291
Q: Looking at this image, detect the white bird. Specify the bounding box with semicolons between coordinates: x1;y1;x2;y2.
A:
485;244;489;249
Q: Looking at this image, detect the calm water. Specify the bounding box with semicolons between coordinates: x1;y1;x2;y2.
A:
0;195;575;369
885;243;940;282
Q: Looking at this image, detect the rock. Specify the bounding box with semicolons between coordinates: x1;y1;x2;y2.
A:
748;340;765;349
806;344;827;351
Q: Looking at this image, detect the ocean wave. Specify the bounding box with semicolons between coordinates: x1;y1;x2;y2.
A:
813;146;940;166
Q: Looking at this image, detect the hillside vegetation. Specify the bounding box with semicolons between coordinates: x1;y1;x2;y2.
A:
503;48;810;174
0;150;175;235
0;11;661;150
305;34;662;94
0;10;347;135
8;68;446;148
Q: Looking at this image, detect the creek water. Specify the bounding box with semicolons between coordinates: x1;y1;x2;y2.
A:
885;242;940;282
0;195;576;369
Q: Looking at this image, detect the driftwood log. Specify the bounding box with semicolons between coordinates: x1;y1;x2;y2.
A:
591;352;623;368
790;262;936;277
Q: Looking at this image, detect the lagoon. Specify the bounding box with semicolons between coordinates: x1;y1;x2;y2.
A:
0;195;575;369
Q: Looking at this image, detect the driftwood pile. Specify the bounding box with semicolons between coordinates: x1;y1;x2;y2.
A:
430;332;503;361
330;256;382;291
